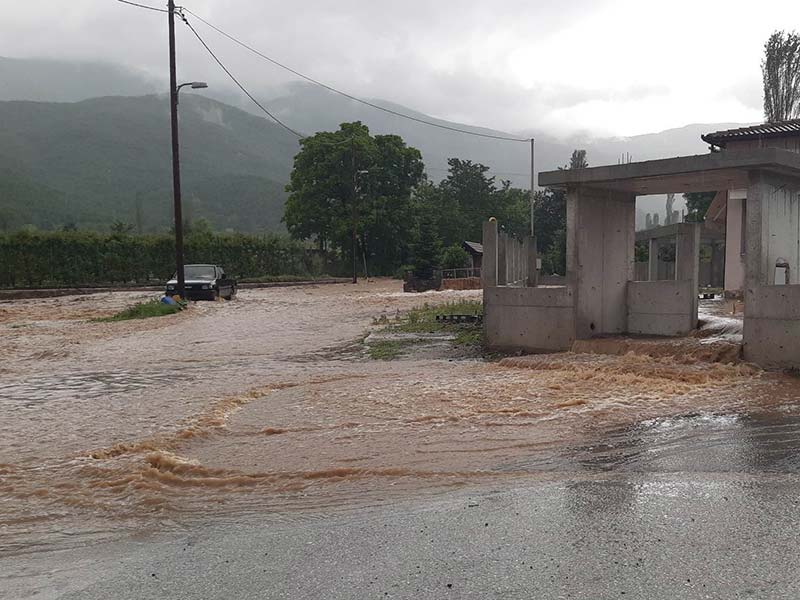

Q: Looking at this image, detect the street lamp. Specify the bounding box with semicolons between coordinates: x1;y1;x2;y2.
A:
168;77;208;300
176;81;208;102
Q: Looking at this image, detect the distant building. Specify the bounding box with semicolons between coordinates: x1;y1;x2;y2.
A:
461;241;483;270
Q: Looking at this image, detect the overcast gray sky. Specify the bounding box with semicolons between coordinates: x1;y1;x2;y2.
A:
4;0;799;137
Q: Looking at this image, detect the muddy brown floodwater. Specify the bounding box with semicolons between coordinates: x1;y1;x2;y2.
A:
2;283;800;558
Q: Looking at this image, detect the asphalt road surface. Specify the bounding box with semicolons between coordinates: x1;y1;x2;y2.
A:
7;472;800;600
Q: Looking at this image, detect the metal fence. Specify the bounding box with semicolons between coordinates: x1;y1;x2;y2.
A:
439;267;482;280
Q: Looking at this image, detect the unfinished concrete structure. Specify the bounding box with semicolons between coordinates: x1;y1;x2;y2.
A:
483;146;800;369
702;121;800;297
635;222;724;288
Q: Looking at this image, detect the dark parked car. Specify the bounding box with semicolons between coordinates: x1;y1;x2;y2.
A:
165;264;237;301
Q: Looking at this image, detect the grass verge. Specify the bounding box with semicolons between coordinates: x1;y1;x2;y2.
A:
386;300;482;341
94;299;182;322
367;300;483;360
367;338;426;360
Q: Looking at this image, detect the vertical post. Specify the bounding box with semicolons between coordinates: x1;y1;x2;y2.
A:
676;222;701;323
168;0;185;299
351;138;358;284
525;236;538;287
648;238;659;281
497;231;508;286
530;138;535;237
482;220;498;288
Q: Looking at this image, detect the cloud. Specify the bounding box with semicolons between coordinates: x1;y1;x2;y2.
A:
2;0;799;136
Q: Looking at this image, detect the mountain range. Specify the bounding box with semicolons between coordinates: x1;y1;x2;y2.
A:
0;57;748;232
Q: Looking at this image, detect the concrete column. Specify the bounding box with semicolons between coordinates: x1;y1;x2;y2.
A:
743;171;800;367
710;242;724;288
565;187;577;280
745;170;768;292
648;238;659;281
481;220;498;288
508;236;517;284
675;222;701;325
497;232;508;286
675;223;700;283
524;236;538;287
571;185;636;338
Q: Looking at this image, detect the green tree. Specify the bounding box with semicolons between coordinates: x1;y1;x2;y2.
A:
411;218;442;279
441;244;470;270
569;149;588;169
533;187;567;275
109;220;134;235
530;149;590;275
762;30;800;121
284;122;423;275
683;191;716;223
436;158;497;245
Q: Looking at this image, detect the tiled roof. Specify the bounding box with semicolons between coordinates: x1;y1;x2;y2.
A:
462;240;483;255
701;120;800;147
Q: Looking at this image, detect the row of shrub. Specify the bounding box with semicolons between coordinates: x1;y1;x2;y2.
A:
0;230;326;288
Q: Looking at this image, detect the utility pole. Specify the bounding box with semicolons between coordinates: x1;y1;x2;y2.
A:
168;0;186;299
530;137;535;237
351;138;358;284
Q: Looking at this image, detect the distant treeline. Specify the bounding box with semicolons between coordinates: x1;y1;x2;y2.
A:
0;230;322;288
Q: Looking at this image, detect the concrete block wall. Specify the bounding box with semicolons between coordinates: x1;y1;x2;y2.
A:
627;280;697;336
743;285;800;368
483;286;575;352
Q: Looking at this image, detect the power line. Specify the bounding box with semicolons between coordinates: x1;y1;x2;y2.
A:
116;0;168;13
181;8;529;143
180;14;305;139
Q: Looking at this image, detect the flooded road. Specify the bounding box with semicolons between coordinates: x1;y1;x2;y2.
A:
3;283;800;597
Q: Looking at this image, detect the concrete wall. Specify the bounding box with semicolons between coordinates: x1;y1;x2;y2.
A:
483;286;575;352
745;172;800;288
725;194;746;294
765;185;800;284
743;171;800;368
568;187;636;338
743;285;800;368
627;280;697;336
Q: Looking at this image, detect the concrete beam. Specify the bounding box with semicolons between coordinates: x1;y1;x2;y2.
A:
634;222;724;243
539;148;800;195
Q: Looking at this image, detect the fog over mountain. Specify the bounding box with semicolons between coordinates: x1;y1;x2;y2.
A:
0;58;749;232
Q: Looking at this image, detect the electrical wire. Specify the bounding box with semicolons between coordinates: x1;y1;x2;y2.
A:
116;0;168;13
180;14;305;138
181;7;529;143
